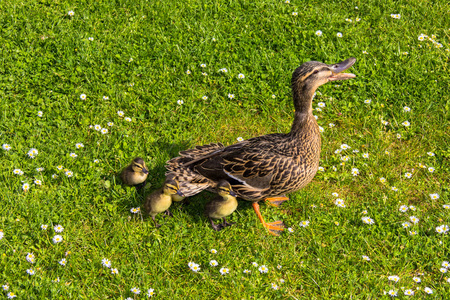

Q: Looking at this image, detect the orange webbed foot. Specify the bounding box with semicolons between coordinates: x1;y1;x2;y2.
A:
252;202;286;236
265;195;289;207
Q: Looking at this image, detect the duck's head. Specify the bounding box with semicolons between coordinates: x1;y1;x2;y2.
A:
163;174;184;197
292;57;356;88
291;58;356;111
131;157;149;174
216;180;237;198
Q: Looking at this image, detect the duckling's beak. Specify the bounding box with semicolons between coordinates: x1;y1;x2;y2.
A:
230;190;237;197
177;190;185;197
328;57;356;81
142;168;149;174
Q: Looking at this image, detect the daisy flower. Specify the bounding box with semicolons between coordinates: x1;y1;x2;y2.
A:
200;63;206;68
403;106;411;112
186;70;191;75
271;283;279;290
424;287;433;294
34;179;42;185
117;111;124;117
351;168;359;176
329;123;335;128
299;220;310;227
228;93;235;99
428;167;435;173
75;143;84;149
362;50;368;54
26;269;35;275
102;258;112;268
402;121;410;127
26;253;35;264
41;224;48;230
318;166;324;171
111;268;119;275
334;198;346;208
130;287;140;295
124;117;131;122
258;265;268;273
409;216;419;224
364;99;371;104
130;207;140;214
209;260;218;267
2;144;11;151
52;235;63;244
65;170;73;177
443;204;450;209
13;169;24;175
442;261;450;268
288;227;294;233
177;99;184;105
404;172;412;178
337;32;343;37
404;289;414;296
202;72;207;76
399;205;408;212
427;152;435;156
202;95;208;100
22;183;30;192
315;30;323;36
37;111;43;117
252;262;258;267
101;128;108;134
318;102;326;108
7;292;17;299
292;12;298;16
107;122;113;127
219;267;229;275
402;222;411;229
68;10;74;16
80;94;86;100
237;137;244;142
147;288;155;297
379;177;386;183
238;73;245;79
388;275;400;282
362;216;374;225
54;224;64;233
318;126;324;133
88;37;94;41
69;153;78;158
391;186;398;192
59;258;67;266
243;269;251;274
382;120;389;126
429;193;439;200
332;192;339;197
94;125;102;131
103;96;109;100
362;255;370;261
412;276;421;283
27;148;38;158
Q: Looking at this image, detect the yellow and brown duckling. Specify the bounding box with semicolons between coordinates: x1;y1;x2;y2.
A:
204;180;238;231
120;157;149;190
143;175;184;227
166;58;356;235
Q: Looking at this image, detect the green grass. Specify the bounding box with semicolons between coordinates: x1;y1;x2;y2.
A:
0;0;449;298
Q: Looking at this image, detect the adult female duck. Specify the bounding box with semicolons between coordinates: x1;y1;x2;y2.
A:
166;58;356;235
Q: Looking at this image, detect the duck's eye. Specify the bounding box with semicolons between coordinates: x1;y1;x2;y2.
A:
313;70;319;74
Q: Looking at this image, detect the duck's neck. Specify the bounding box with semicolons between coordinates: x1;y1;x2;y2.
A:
290;83;317;136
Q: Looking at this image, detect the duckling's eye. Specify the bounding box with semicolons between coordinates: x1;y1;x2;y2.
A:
313;70;319;74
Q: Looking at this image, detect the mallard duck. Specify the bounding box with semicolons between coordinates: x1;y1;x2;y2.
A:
120;157;149;190
143;175;184;227
166;58;356;235
204;180;238;231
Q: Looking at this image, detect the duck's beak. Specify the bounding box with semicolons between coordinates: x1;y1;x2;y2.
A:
142;168;149;174
230;190;237;197
177;190;185;197
328;57;356;81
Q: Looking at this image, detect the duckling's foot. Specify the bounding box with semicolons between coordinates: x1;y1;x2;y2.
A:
265;195;289;207
164;210;173;217
222;217;235;227
252;202;285;236
209;218;223;231
152;216;162;228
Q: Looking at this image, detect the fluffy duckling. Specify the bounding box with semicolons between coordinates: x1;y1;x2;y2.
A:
120;157;149;190
204;180;238;231
143;175;184;227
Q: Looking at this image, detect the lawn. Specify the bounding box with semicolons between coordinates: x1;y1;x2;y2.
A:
0;0;449;298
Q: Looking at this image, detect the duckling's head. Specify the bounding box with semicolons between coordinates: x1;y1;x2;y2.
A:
216;180;237;198
163;175;184;197
131;157;149;174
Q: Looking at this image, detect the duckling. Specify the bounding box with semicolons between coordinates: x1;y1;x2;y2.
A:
166;58;356;235
204;180;238;231
120;157;149;190
143;175;184;227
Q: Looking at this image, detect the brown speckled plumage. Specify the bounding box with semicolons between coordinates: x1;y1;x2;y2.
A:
166;58;356;202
